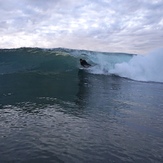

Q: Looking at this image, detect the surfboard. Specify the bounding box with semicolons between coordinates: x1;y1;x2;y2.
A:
82;65;91;68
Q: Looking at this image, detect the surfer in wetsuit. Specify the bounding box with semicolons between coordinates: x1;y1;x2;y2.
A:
80;59;91;68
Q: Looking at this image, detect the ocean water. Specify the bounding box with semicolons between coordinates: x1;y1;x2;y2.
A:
0;48;163;163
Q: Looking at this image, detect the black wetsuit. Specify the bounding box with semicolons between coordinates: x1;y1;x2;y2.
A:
80;59;91;67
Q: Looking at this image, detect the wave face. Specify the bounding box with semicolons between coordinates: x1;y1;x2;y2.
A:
0;48;77;75
0;47;162;83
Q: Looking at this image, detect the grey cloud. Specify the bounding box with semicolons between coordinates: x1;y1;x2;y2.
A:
0;0;163;54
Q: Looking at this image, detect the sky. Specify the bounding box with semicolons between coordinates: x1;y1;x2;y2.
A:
0;0;163;54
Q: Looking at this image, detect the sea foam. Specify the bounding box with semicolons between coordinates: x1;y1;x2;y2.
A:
86;48;163;83
110;48;163;82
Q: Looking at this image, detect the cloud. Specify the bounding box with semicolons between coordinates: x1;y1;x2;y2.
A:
0;0;163;54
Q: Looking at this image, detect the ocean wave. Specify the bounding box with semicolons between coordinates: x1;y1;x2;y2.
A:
0;47;162;83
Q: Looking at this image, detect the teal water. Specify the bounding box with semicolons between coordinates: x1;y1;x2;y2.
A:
0;48;163;163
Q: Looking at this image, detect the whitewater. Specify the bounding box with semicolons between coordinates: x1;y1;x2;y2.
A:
109;48;163;82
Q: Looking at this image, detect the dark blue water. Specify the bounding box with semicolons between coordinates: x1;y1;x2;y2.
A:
0;48;163;163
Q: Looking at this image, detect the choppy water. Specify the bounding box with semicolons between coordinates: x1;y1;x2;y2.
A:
0;48;163;163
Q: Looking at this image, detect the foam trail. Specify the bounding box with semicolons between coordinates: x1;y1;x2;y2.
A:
110;48;163;82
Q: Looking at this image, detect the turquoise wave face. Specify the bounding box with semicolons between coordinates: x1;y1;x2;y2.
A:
0;48;77;75
0;47;134;75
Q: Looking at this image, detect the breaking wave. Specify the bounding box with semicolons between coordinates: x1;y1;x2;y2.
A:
110;48;163;82
76;48;163;83
0;47;162;83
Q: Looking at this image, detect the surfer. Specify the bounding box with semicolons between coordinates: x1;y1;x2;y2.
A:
80;59;91;68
